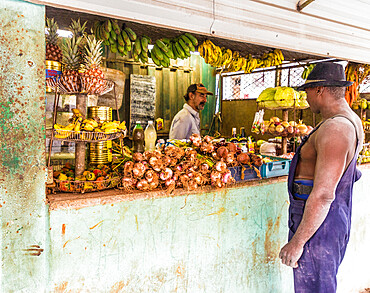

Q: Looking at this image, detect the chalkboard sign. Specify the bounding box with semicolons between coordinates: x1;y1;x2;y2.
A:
129;74;156;135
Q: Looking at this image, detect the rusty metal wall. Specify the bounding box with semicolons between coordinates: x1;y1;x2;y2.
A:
0;0;47;291
106;54;216;136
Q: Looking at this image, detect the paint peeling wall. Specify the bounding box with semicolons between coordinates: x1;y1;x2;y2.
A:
47;169;370;292
47;181;294;292
0;0;47;291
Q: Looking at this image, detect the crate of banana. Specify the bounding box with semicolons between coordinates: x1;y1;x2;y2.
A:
53;108;126;141
198;39;284;73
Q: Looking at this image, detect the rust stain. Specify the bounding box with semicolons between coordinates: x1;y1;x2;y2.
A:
23;244;44;256
207;207;225;216
135;215;139;231
54;281;68;292
89;220;103;230
175;263;185;278
264;216;282;264
63;236;80;248
61;224;66;235
110;280;126;292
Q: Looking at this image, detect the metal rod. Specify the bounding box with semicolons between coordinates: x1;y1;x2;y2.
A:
75;93;87;176
297;0;315;12
47;92;60;167
221;58;339;78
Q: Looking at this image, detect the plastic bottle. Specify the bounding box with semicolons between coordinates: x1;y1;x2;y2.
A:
144;121;157;151
132;121;144;153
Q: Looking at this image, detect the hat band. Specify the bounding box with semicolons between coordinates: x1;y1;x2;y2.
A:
304;79;327;84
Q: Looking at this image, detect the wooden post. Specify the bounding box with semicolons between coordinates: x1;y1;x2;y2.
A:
75;93;87;176
282;109;289;154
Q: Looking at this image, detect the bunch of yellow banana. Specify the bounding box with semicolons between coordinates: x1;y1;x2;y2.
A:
199;40;284;73
101;121;122;134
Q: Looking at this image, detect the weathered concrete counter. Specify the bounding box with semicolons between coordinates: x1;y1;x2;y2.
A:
46;166;370;292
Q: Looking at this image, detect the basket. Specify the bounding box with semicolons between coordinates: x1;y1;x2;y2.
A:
260;155;291;178
229;165;261;182
55;177;121;193
46;75;114;95
53;129;124;142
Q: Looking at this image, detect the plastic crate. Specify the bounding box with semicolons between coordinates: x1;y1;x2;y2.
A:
229;165;261;182
260;156;291;178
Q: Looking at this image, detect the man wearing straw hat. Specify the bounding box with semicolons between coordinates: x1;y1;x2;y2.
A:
279;62;363;292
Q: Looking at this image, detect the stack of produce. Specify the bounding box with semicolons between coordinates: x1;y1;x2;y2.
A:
264;117;313;137
53;162;120;192
117;134;264;193
357;144;370;164
198;39;284;73
45;18;63;62
149;33;198;67
53;108;126;139
257;86;309;109
345;62;370;107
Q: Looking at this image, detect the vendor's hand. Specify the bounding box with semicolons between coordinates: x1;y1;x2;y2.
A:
279;239;304;268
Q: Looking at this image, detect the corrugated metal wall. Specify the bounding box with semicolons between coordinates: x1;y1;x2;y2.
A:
106;54;216;136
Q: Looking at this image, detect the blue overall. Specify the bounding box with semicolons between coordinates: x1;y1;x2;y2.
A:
287;115;362;292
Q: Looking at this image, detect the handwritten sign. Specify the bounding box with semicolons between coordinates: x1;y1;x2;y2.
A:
129;74;156;135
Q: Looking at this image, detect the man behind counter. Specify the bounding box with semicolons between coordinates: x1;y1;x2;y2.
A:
169;83;213;140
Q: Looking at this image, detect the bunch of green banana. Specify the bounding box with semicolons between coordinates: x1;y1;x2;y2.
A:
171;33;198;61
132;35;151;63
93;19;138;58
302;64;316;79
150;38;173;67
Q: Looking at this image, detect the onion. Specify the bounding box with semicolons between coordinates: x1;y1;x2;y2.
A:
123;161;134;177
160;167;173;181
225;153;236;165
222;170;235;184
162;156;172;167
237;153;250;164
210;170;222;182
227;142;237;153
200;163;209;173
132;162;146;178
190;133;202;147
132;152;143;162
136;179;149;191
217;146;229;159
204;135;213;143
121;177;137;190
215;161;227;172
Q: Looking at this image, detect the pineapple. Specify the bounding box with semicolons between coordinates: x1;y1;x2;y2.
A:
46;18;62;62
61;36;83;92
82;34;106;94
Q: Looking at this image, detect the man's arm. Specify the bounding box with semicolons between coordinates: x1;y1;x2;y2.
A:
279;119;356;267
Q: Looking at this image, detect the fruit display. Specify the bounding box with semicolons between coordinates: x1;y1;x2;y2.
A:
114;133;267;193
352;98;370;110
257;86;309;109
53;108;126;140
45;18;63;62
362;118;370;132
53;162;120;193
301;64;315;79
198;39;284;73
357;143;370;164
264;117;313;137
345;62;370;107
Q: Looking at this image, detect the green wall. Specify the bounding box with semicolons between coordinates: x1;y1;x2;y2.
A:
106;54;216;135
0;0;47;291
47;181;293;292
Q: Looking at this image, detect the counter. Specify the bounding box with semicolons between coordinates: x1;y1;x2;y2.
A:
46;165;370;292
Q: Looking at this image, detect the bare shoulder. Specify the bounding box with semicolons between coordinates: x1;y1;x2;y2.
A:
315;113;363;155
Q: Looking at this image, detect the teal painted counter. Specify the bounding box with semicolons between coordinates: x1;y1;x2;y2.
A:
47;178;294;292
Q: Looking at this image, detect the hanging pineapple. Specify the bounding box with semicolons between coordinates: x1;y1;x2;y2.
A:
45;18;62;62
61;36;83;92
82;34;106;94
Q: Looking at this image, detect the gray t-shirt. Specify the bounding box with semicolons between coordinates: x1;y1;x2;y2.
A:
169;103;200;139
